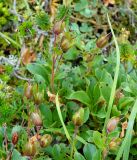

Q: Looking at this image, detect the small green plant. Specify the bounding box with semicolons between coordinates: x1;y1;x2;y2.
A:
0;0;137;160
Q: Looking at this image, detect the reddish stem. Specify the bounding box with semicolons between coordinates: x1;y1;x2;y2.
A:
51;34;57;93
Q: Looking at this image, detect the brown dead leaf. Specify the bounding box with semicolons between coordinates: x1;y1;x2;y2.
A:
28;0;36;4
0;65;5;74
47;90;64;106
39;35;45;49
50;0;60;21
29;134;41;144
120;121;128;138
22;48;36;65
114;89;124;105
47;90;56;103
103;0;115;6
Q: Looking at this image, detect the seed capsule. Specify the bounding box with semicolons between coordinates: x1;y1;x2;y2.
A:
34;91;44;105
24;82;33;99
60;37;71;52
107;117;120;133
109;141;117;150
31;112;42;127
109;138;121;150
96;33;112;48
23;141;37;156
12;132;18;145
53;21;63;35
40;134;52;147
72;108;84;126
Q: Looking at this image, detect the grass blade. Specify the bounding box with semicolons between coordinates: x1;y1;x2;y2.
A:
0;32;21;48
103;14;120;132
115;99;137;160
55;94;72;142
76;135;87;145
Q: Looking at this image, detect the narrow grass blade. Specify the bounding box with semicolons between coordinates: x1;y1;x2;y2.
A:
115;99;137;160
0;32;21;48
103;14;120;132
76;135;87;145
56;94;72;142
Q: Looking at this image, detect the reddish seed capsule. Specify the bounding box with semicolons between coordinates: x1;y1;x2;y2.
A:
107;117;120;133
53;21;63;35
96;33;112;48
40;134;52;148
60;37;71;52
23;141;37;156
12;132;18;145
24;82;33;99
31;112;42;127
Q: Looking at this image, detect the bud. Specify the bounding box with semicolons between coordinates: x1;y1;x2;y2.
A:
24;82;33;99
33;84;44;105
31;112;42;127
109;138;121;150
40;134;52;148
23;141;37;156
34;91;44;105
53;21;63;35
107;117;120;133
96;33;112;48
60;37;71;52
12;132;18;145
109;141;117;150
72;108;84;126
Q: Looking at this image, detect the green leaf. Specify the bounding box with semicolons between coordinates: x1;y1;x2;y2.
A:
70;23;80;34
64;47;79;60
76;135;87;145
111;105;121;117
74;0;88;12
74;152;86;160
80;8;93;18
83;143;97;160
83;107;90;123
92;149;101;160
52;144;61;160
39;104;53;127
93;131;105;149
67;91;91;106
12;149;27;160
80;23;92;33
52;144;68;160
27;63;49;85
